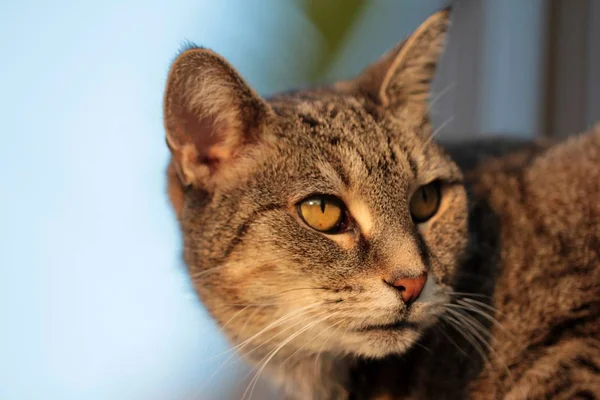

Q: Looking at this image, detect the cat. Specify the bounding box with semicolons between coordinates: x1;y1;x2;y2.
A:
162;8;600;399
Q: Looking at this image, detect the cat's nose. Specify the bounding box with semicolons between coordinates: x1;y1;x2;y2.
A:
385;272;427;305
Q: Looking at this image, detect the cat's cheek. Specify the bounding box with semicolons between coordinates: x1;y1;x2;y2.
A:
418;186;468;273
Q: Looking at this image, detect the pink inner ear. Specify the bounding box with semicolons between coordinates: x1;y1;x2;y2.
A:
186;112;223;169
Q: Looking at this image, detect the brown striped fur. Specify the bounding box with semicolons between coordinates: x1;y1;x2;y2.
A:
162;8;600;399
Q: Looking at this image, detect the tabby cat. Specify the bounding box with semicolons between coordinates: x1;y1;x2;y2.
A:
163;8;600;399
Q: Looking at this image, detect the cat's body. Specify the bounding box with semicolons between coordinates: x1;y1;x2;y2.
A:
162;9;600;399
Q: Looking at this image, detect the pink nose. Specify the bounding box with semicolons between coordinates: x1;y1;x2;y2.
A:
388;272;427;305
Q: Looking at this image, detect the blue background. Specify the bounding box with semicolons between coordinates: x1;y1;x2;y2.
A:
0;1;320;398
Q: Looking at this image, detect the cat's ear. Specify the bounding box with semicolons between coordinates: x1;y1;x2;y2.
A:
343;9;450;115
163;46;273;191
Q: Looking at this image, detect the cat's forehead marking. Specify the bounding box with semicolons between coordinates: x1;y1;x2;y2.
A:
316;161;374;237
316;161;347;190
347;197;373;238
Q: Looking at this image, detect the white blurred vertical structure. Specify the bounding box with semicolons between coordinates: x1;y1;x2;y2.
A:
477;0;549;137
447;0;600;138
434;0;551;139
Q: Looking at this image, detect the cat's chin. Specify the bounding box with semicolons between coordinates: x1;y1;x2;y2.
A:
343;325;426;358
342;302;445;358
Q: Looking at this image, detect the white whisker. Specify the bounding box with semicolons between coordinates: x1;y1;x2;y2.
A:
443;313;490;368
453;300;514;340
429;82;456;109
421;115;454;151
243;312;338;400
188;303;322;399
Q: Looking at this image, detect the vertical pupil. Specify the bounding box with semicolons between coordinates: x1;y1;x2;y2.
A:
421;188;429;203
320;200;326;213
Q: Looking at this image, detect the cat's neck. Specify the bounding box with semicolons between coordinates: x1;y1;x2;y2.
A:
265;352;354;400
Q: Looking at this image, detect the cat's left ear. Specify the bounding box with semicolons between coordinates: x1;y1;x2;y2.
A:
341;8;451;117
163;46;273;190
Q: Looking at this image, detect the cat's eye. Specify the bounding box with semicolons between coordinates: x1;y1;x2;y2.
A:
297;195;347;234
410;181;442;223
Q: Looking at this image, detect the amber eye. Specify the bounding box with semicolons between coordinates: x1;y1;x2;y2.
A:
410;181;442;223
297;195;347;233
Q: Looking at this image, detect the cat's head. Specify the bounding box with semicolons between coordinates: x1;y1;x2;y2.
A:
163;9;467;360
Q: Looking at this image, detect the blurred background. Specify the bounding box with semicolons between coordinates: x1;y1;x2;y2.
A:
1;0;599;399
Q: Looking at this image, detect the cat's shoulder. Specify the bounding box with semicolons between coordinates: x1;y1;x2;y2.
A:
442;124;600;179
451;125;600;235
527;123;600;177
440;135;551;172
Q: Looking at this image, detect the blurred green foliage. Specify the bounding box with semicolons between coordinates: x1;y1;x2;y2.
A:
301;0;366;81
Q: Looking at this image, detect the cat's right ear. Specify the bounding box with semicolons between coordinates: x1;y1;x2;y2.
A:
163;46;273;202
337;9;450;120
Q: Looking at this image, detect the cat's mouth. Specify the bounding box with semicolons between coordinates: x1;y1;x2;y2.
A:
354;298;445;333
355;320;419;332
